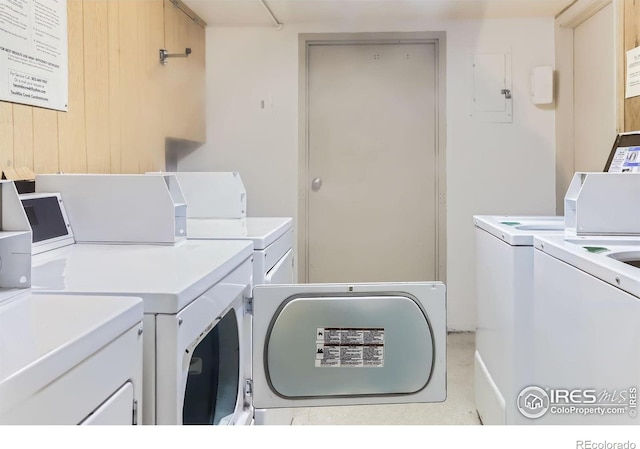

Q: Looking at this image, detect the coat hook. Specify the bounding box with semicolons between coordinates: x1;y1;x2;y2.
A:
159;48;192;65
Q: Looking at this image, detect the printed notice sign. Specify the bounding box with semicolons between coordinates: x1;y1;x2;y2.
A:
607;146;640;173
0;0;68;111
315;327;384;368
627;46;640;99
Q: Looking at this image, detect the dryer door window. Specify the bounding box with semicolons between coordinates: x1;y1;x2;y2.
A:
183;308;239;425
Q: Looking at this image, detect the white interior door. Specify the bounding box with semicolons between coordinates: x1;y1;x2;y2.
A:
307;43;439;283
573;2;616;172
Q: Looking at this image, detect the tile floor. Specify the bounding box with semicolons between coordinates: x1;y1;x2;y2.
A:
291;331;481;425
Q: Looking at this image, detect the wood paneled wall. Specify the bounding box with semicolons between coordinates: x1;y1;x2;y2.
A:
164;0;206;143
0;0;206;175
624;0;640;130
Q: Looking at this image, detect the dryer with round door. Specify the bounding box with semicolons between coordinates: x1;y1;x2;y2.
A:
28;174;255;425
473;215;564;425
169;172;448;421
29;174;448;425
160;172;293;424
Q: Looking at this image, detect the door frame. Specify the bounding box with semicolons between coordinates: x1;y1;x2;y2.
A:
554;0;621;214
297;32;447;284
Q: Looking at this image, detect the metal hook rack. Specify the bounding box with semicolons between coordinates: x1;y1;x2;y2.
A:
159;48;192;65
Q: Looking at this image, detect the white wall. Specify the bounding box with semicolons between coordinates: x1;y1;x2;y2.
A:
554;18;574;216
179;17;557;331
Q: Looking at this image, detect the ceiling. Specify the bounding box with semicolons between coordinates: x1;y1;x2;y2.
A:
182;0;576;27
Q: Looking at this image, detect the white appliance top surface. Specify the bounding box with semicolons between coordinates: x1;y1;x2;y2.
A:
0;288;27;307
187;217;292;250
473;215;565;246
534;234;640;297
31;240;253;314
0;292;142;409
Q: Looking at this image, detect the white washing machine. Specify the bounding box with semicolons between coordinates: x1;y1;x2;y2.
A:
474;215;565;425
528;173;640;424
0;289;144;425
27;174;448;425
532;234;640;424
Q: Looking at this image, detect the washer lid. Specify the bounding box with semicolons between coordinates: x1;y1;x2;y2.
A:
251;282;446;409
187;217;293;250
31;240;253;314
0;292;143;416
474;215;565;246
534;234;640;298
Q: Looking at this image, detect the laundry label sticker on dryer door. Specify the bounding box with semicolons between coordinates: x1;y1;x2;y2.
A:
314;327;385;368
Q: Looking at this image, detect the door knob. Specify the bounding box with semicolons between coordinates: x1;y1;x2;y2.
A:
311;178;323;191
